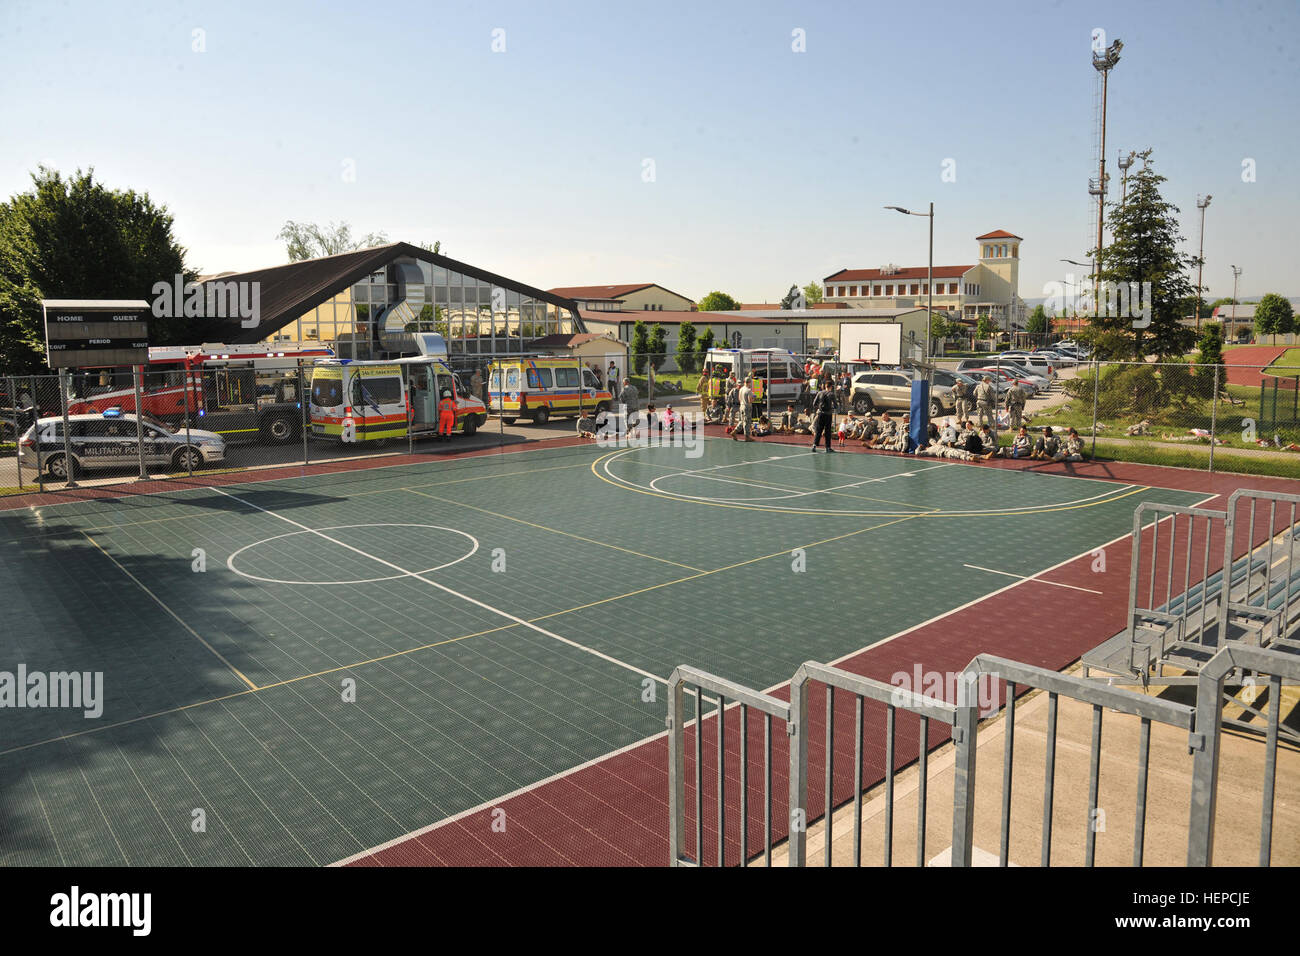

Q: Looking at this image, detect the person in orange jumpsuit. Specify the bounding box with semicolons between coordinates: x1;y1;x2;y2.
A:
437;390;456;440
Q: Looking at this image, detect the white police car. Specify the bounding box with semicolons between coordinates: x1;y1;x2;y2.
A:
18;410;225;480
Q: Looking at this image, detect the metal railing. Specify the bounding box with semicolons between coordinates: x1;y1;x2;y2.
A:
666;666;791;867
669;644;1294;866
1219;489;1300;650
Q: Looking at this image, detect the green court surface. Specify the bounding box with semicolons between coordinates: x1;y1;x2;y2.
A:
0;439;1207;865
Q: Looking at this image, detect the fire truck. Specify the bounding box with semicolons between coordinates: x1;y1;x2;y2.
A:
64;343;334;445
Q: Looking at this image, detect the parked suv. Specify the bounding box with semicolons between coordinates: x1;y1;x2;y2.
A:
849;370;952;418
18;411;226;480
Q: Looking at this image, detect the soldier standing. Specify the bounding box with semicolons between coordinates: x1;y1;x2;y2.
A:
696;368;710;416
952;376;972;422
1005;381;1027;432
974;376;997;428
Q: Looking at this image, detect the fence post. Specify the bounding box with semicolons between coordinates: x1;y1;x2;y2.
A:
950;693;978;867
1091;358;1100;461
787;667;809;867
58;369;77;489
30;375;44;481
8;376;22;490
1208;364;1219;474
132;366;147;480
666;674;685;865
183;363;193;478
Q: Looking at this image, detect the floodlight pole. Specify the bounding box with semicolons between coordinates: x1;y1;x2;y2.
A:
1195;195;1212;330
1230;266;1242;342
884;203;934;388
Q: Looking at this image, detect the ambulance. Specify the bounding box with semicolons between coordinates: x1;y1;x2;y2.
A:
309;357;487;444
488;356;612;425
702;348;803;405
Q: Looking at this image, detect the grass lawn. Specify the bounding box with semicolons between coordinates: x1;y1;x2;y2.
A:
1264;347;1300;375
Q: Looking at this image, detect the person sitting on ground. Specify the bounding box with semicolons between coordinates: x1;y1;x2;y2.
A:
792;409;814;435
939;418;961;447
663;404;678;433
1032;426;1060;460
753;414;772;437
1007;425;1032;459
576;412;598;438
1054;426;1085;462
867;411;895;449
978;423;998;456
705;396;725;424
836;412;856;446
963;421;988;458
856;411;879;446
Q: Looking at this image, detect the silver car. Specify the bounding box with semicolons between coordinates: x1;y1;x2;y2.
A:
18;412;225;480
850;370;954;417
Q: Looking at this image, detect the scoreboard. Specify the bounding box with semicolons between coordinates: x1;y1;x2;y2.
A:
42;299;151;369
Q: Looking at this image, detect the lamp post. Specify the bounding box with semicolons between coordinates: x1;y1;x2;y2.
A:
1195;195;1212;330
884;202;933;386
1091;39;1122;307
1117;150;1136;205
1062;258;1091;332
1230;265;1242;342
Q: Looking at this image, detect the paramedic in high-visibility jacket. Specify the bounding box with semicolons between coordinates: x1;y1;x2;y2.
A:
437;390;456;440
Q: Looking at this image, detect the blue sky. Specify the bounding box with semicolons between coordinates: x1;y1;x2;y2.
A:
1;0;1296;303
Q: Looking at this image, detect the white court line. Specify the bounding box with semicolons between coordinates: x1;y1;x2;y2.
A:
652;464;947;504
963;563;1104;595
207;486;668;689
329;488;1219;866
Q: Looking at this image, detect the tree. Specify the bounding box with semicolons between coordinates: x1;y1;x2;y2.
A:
780;284;802;309
697;291;740;312
975;315;996;341
1026;304;1049;336
0;167;192;373
802;281;824;305
277;221;389;262
1254;293;1295;346
1194;322;1224;398
1090;152;1197;360
929;313;952;341
647;323;668;373
675;320;697;373
695;326;715;367
630;320;649;375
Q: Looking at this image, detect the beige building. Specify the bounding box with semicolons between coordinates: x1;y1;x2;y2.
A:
548;283;696;314
579;310;808;371
824;230;1027;331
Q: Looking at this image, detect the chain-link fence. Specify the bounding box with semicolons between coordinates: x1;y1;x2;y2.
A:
0;354;627;493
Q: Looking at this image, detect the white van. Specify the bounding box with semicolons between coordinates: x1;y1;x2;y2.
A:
703;348;803;403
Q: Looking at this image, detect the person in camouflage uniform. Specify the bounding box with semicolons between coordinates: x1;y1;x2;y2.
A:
974;376;997;428
952;376;973;423
1004;381;1027;431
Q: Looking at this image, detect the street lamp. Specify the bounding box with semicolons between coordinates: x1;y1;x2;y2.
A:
884;203;934;386
1117;150;1136;204
1230;265;1242;342
1091;38;1122;305
1061;258;1091;326
1195;195;1212;330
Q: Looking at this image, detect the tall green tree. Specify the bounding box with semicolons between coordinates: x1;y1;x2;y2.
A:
1254;293;1295;346
1026;304;1049;336
780;284;802;309
630;319;650;375
675;320;698;373
0;167;192;372
277;220;389;262
1087;152;1197;360
647;323;668;373
802;281;824;305
697;291;740;312
1195;322;1225;397
975;315;996;341
695;326;715;367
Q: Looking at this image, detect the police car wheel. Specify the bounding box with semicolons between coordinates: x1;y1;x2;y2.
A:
46;453;76;480
532;407;550;425
172;447;203;471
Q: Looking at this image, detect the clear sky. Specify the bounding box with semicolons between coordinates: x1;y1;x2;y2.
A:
1;0;1296;303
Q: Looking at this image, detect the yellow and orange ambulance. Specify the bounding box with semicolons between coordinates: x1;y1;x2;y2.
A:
488;356;612;425
309;358;487;444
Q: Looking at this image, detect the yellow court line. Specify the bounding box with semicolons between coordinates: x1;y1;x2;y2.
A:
529;513;926;622
594;449;1154;518
80;532;258;691
652;467;940;512
0;621;524;758
402;487;707;573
